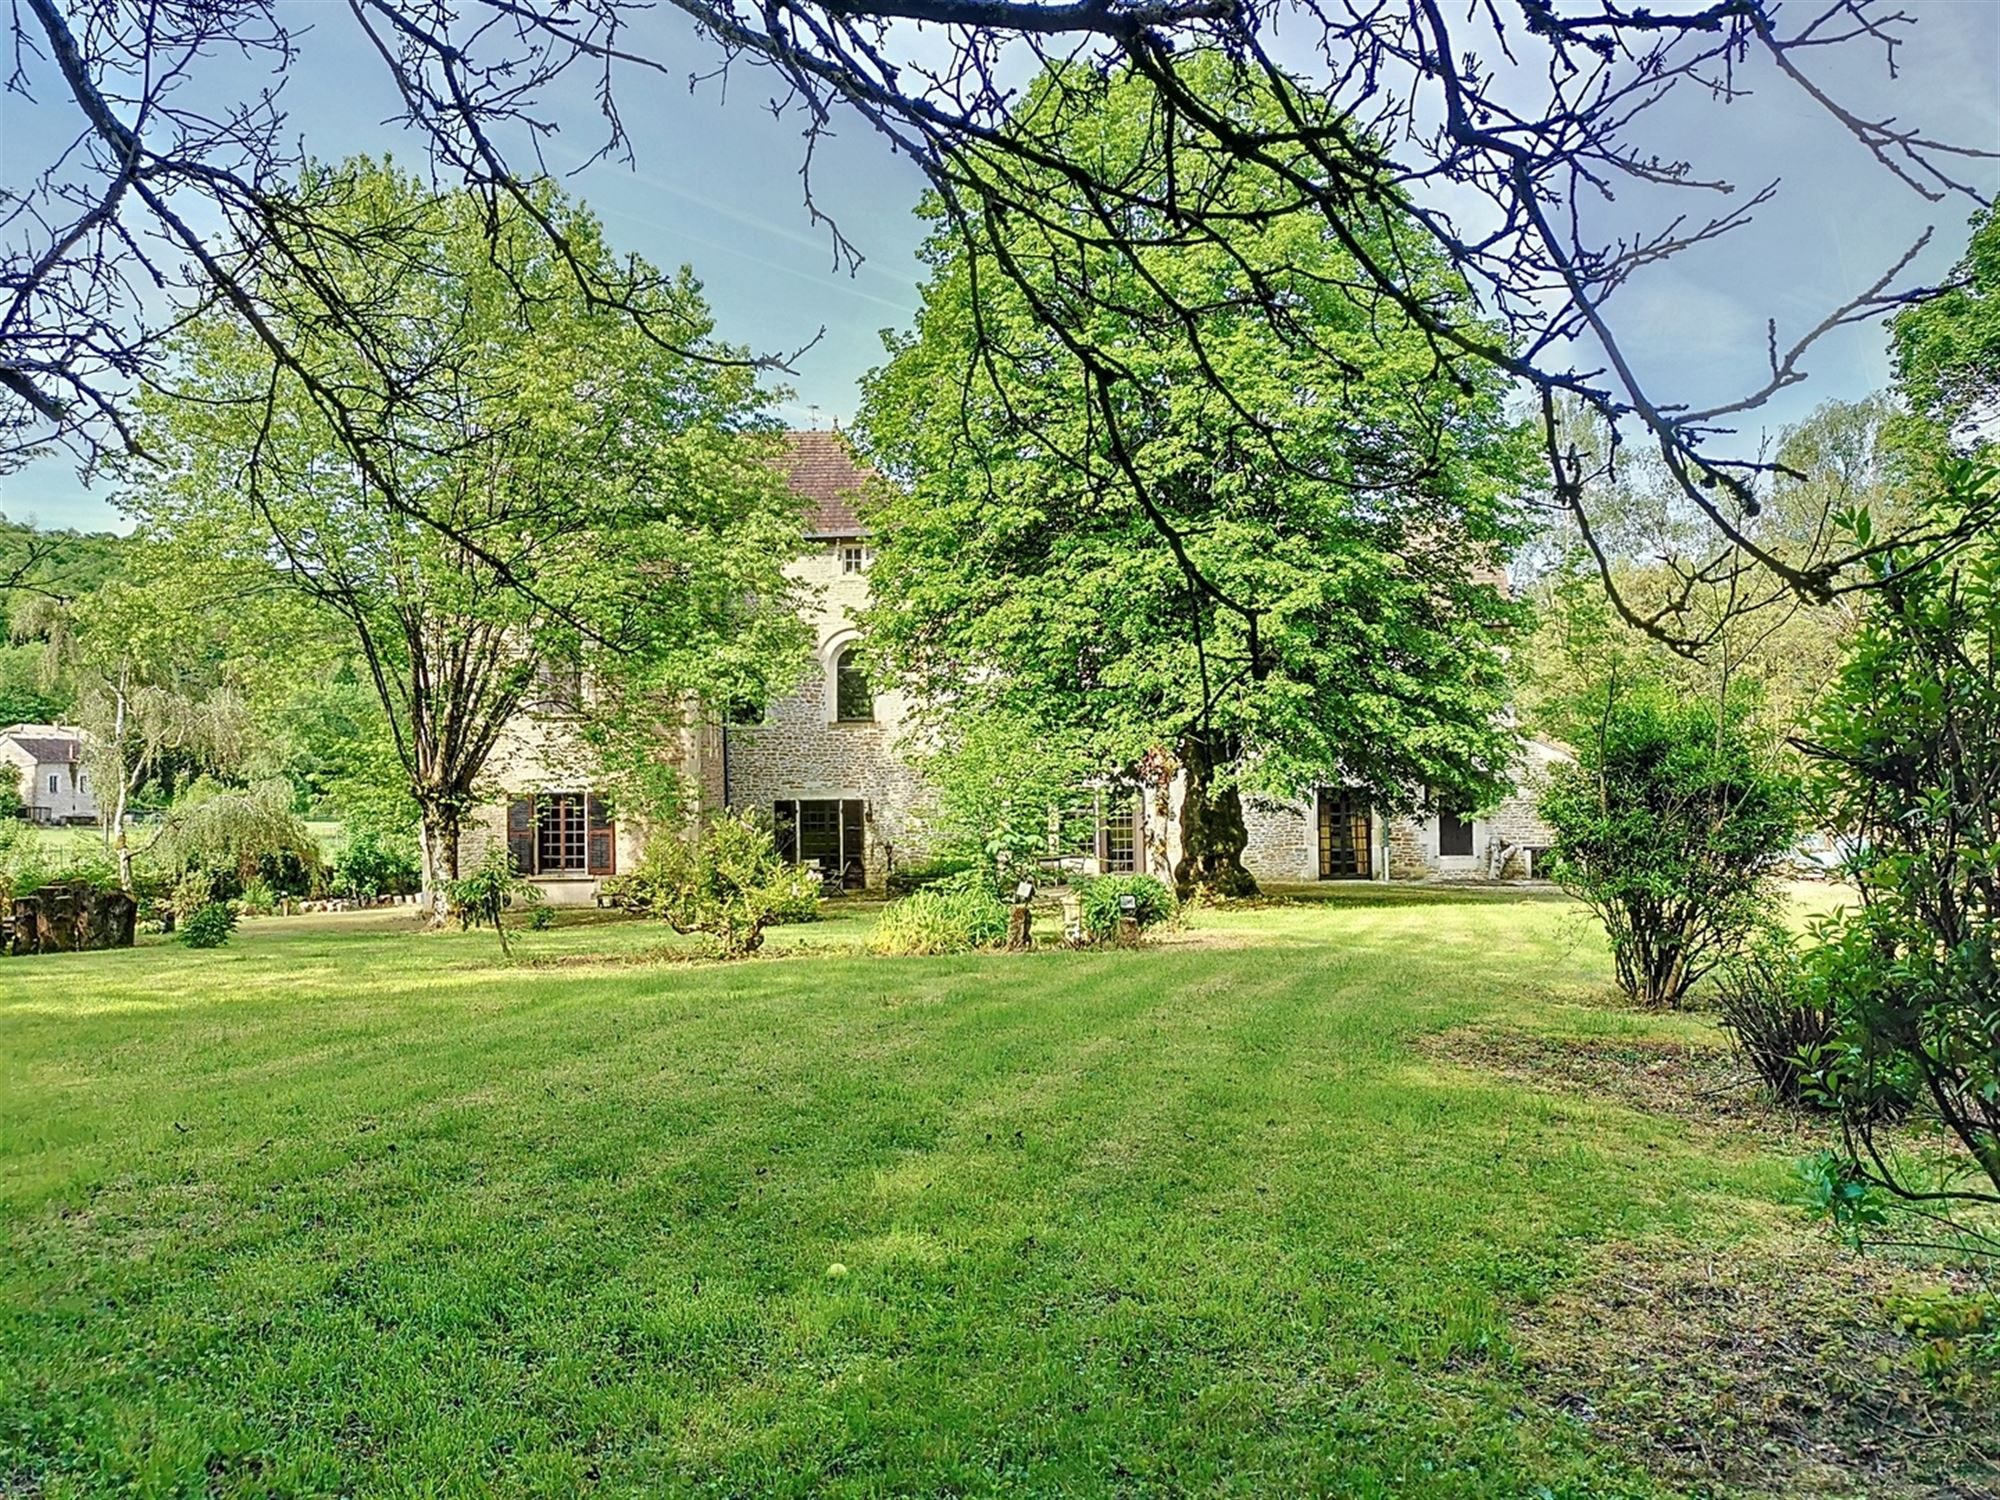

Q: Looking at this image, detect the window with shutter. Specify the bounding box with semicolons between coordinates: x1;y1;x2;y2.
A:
1438;809;1475;858
536;793;588;873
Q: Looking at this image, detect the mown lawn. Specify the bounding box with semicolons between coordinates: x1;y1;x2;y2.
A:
1;890;1815;1496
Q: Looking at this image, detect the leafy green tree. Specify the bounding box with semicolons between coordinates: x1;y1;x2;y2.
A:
257;656;414;834
145;777;323;897
858;61;1529;896
127;159;807;914
1540;679;1801;1010
1892;206;2000;447
911;708;1097;876
0;519;125;613
331;830;421;901
1;519;129;724
24;553;264;889
1799;457;2000;1206
1520;397;1920;749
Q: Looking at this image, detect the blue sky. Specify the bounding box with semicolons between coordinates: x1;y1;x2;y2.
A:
3;0;1996;532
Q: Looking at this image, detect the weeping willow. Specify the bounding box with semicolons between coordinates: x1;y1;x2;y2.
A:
145;779;323;883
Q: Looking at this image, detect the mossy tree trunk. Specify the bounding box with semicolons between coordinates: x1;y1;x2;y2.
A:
1172;732;1258;899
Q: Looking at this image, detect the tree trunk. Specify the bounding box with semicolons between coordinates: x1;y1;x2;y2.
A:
1172;734;1258;899
107;676;134;893
418;799;463;926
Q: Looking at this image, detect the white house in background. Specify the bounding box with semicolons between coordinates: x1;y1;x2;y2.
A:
471;431;1563;901
0;724;96;825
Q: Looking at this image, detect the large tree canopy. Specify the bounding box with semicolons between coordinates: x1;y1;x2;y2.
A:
5;0;1993;654
124;160;807;909
1892;205;2000;446
858;62;1530;894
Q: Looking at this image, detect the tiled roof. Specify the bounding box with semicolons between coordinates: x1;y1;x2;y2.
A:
4;734;80;765
780;429;875;538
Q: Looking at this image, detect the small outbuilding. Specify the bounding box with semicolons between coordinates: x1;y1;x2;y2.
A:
0;724;97;825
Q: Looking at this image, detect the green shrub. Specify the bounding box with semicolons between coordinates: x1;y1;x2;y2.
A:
179;901;237;949
886;855;982;897
4;832;120;901
332;829;420;900
1710;928;1837;1108
1540;682;1800;1008
1885;1288;2000;1396
601;813;821;958
236;876;277;916
128;872;172;928
147;779;324;898
0;821;43;902
1078;874;1176;941
171;870;214;922
527;903;557;931
1797;468;2000;1210
868;870;1009;956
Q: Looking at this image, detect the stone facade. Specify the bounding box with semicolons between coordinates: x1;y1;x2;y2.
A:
1379;739;1568;881
1;725;96;825
464;700;667;904
471;431;934;902
719;536;934;888
473;430;1564;898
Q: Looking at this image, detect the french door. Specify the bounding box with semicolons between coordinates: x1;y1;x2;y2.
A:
773;799;867;889
1316;790;1372;880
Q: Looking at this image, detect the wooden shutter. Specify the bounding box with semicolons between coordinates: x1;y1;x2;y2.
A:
586;793;615;876
773;801;797;863
1133;796;1147;874
1094;791;1109;866
506;796;537;876
841;800;865;888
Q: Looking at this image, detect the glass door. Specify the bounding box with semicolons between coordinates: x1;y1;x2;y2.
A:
1317;790;1372;880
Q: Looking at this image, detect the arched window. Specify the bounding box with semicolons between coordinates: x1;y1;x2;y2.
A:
834;646;874;722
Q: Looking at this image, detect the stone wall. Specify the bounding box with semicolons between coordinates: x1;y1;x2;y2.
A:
465;701;683;904
722;542;933;885
1241;796;1316;884
1389;739;1568;880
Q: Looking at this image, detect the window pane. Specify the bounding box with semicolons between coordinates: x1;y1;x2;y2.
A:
1102;790;1137;873
1438;809;1475;858
835;648;873;721
536;793;588;873
1318;790;1372;879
